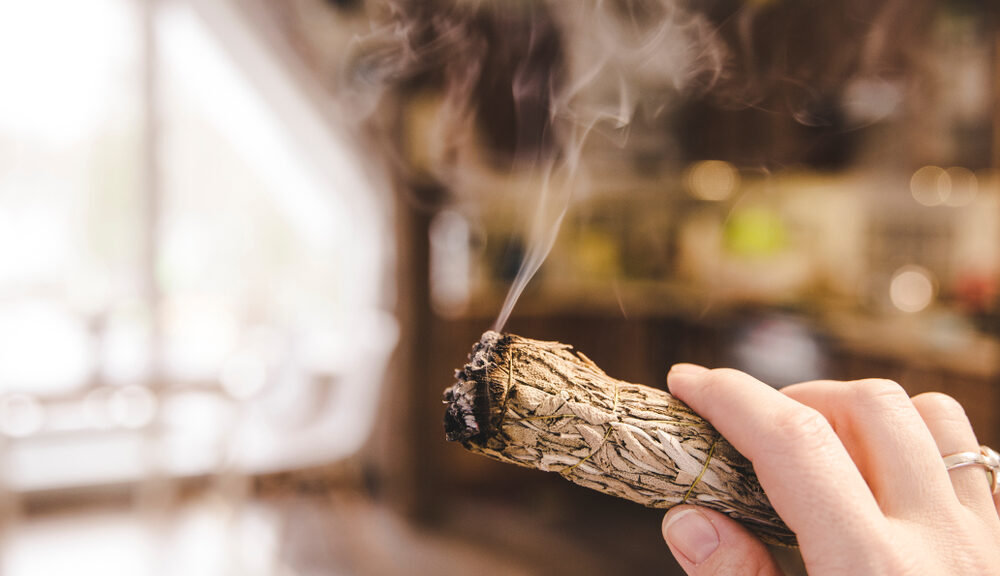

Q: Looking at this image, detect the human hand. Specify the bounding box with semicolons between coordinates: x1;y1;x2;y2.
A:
661;365;1000;575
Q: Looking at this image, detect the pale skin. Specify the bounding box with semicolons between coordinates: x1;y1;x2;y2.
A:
661;364;1000;575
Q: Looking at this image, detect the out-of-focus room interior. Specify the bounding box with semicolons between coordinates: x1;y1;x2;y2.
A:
0;0;998;574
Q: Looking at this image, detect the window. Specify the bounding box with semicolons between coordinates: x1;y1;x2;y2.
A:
0;0;394;491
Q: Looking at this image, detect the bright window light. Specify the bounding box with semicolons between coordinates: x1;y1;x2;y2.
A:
0;0;136;145
0;0;395;491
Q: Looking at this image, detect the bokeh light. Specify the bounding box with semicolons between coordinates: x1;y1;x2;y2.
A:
944;167;978;207
108;385;157;429
910;165;948;206
0;394;45;438
890;265;936;313
911;165;978;207
684;160;739;201
219;353;268;399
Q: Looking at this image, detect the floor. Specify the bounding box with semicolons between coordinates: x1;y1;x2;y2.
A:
0;492;553;576
0;488;804;575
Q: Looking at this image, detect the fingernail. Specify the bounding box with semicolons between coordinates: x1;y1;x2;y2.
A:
664;509;720;565
670;363;708;375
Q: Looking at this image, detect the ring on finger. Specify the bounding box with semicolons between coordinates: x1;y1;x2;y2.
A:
943;445;1000;495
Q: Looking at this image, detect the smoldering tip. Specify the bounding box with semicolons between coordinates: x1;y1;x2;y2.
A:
443;330;506;442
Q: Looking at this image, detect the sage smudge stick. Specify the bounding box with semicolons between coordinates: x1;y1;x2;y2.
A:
443;331;796;546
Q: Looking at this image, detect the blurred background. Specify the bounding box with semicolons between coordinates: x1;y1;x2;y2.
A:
0;0;998;574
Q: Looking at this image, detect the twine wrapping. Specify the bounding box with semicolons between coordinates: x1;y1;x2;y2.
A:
444;331;796;547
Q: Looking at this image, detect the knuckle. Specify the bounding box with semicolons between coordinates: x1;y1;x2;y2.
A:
772;406;833;449
912;391;966;417
850;378;909;406
912;392;974;434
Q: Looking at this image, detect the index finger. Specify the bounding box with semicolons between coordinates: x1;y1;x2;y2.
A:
667;365;890;561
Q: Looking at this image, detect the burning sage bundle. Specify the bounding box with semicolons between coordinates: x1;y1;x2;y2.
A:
443;331;796;546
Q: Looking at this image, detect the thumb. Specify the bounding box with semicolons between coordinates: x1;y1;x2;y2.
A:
663;506;784;576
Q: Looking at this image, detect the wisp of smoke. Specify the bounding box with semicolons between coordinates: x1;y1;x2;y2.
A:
342;0;922;332
489;0;730;331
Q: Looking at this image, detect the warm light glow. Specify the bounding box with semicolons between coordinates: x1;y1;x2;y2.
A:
890;266;935;313
843;77;902;122
684;160;739;201
911;166;978;207
430;210;472;316
910;165;947;206
944;167;977;207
